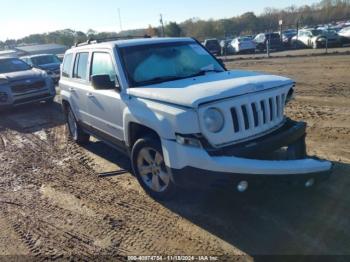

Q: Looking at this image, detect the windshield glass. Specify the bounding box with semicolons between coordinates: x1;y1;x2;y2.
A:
238;37;251;42
31;55;61;66
311;30;323;36
0;58;32;74
120;41;224;87
205;40;220;49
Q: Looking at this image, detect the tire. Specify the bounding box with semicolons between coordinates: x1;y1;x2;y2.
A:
66;105;90;145
131;136;176;200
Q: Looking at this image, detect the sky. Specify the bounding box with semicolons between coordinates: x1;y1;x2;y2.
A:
0;0;319;41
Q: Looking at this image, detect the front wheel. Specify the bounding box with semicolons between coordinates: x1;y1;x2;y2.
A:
131;137;176;200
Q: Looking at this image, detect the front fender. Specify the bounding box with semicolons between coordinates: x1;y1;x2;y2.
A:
123;97;200;146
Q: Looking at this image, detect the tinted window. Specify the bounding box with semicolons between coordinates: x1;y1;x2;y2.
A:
73;52;89;80
267;33;280;39
62;53;73;77
311;30;323;36
91;52;115;81
31;55;61;66
0;58;31;74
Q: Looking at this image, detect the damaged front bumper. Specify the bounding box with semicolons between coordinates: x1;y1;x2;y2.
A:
161;119;333;190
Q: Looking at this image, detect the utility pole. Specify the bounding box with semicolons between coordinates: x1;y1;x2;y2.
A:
118;8;123;32
160;14;165;37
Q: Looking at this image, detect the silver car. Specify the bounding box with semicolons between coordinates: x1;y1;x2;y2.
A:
0;57;56;110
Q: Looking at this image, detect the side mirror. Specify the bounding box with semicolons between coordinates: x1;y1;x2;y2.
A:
91;74;117;90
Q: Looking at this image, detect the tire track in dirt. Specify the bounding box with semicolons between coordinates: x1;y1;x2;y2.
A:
1;126;242;259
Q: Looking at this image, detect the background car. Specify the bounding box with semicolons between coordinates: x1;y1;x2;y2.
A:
230;36;256;54
0;57;56;109
219;38;234;55
282;29;297;48
21;54;61;84
292;29;341;49
254;32;283;52
203;39;221;55
339;26;350;45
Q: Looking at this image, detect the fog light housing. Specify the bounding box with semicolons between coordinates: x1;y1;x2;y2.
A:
176;134;202;148
237;181;248;192
0;92;8;103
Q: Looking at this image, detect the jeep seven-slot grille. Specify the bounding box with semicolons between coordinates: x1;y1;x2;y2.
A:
11;79;46;93
230;94;286;133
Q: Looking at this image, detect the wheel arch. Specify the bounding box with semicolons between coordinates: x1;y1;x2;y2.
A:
127;122;161;149
61;99;70;115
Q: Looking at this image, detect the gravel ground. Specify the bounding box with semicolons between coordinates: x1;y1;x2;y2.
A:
0;53;349;260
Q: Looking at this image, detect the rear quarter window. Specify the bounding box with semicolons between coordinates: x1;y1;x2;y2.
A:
62;53;73;78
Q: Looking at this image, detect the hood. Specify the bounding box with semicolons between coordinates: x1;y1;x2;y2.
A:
0;68;46;82
127;70;294;108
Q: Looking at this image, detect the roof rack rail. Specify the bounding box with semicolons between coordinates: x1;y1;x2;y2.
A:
74;35;151;47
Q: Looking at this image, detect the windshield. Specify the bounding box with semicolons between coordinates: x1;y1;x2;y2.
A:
311;30;323;36
238;37;251;42
205;40;220;49
0;58;32;74
268;33;280;39
120;41;224;87
31;55;61;66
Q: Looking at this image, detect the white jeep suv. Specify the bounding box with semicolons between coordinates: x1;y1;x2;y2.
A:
59;37;332;199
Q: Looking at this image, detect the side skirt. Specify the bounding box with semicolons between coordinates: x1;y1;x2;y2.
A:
79;122;130;156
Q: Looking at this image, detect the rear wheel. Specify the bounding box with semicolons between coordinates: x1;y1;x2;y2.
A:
131;136;176;200
66;106;90;144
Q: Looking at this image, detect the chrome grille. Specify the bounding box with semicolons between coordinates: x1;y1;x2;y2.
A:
230;94;286;133
198;85;292;147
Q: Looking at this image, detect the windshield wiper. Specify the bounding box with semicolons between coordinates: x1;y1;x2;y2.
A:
136;70;224;86
189;69;223;78
137;75;183;85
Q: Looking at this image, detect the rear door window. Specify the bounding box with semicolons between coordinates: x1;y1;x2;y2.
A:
73;52;89;80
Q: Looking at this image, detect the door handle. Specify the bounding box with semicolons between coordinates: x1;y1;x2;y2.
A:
68;87;75;92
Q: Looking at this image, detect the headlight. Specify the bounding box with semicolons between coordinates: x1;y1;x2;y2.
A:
203;108;225;133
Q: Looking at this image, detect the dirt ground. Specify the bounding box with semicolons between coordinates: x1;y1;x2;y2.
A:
0;54;350;260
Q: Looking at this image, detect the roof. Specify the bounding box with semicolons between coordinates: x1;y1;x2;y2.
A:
70;37;195;52
15;44;67;53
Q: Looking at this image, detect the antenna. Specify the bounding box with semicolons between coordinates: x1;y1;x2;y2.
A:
118;8;123;32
